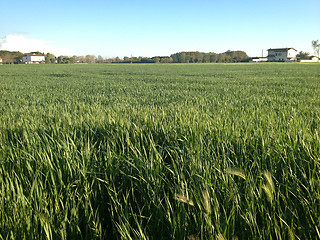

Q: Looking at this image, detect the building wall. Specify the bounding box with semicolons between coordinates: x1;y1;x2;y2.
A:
251;57;268;62
23;55;45;63
275;50;286;61
267;50;276;61
31;56;45;62
300;57;319;63
22;55;31;63
267;49;297;62
287;49;297;59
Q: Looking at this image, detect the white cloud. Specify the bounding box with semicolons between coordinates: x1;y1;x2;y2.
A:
0;35;72;56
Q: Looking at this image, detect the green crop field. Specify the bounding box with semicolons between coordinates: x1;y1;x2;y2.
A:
0;63;319;239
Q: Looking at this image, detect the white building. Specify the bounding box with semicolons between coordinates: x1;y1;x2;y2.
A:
300;56;319;63
22;54;45;64
251;57;268;62
0;58;2;64
267;48;297;62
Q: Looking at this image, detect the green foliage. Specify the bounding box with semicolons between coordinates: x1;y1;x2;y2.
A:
0;63;319;239
0;50;24;64
1;50;250;64
45;53;56;64
171;50;249;63
296;51;310;60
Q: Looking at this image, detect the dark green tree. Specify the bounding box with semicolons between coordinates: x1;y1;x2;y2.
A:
210;54;217;63
217;53;226;63
0;51;23;64
45;53;56;64
180;52;186;63
69;56;76;64
203;54;210;63
296;51;310;60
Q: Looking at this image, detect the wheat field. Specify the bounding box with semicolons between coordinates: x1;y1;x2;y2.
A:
0;63;319;239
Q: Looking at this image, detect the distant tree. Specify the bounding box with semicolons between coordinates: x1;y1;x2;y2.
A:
210;54;217;63
85;55;96;63
195;52;203;63
96;55;104;63
57;56;66;64
226;50;249;62
57;56;63;64
0;50;23;64
217;53;226;63
180;52;186;63
30;51;44;55
153;57;160;63
45;53;56;64
78;56;85;63
1;51;14;64
72;55;80;63
14;55;23;64
45;54;50;64
225;50;235;59
170;51;248;64
4;52;14;63
171;53;179;63
234;51;245;62
69;56;76;64
130;56;139;63
312;40;320;58
296;51;310;60
203;54;210;63
228;55;234;63
160;57;173;63
189;52;197;63
141;57;154;63
57;56;75;64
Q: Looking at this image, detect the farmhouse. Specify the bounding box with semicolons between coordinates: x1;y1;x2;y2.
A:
267;48;297;62
0;58;2;64
22;53;45;64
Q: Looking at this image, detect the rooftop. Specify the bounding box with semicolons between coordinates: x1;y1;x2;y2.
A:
23;54;45;57
268;48;297;52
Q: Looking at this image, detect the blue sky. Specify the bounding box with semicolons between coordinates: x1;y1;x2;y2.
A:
1;0;319;57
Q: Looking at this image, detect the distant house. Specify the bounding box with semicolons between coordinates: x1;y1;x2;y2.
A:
267;48;297;62
22;53;45;64
300;56;319;63
0;58;2;64
251;57;268;62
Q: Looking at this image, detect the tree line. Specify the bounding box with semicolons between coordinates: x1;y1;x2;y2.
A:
171;51;250;63
1;40;319;64
0;50;251;64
